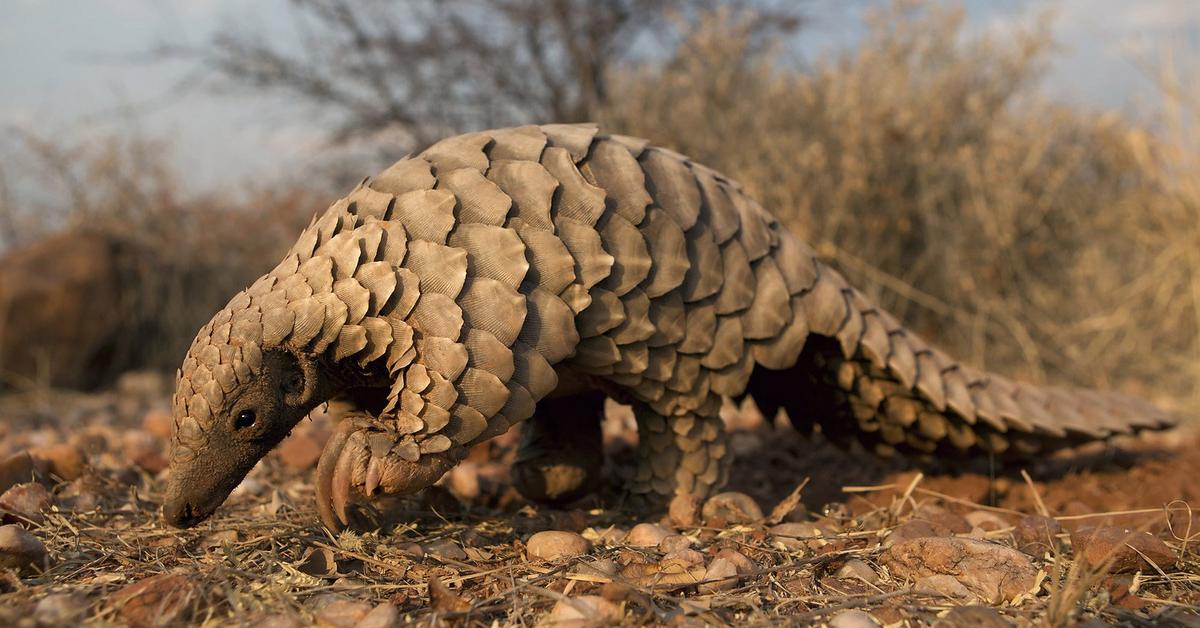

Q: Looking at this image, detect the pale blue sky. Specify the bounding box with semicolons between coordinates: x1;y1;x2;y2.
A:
1;0;1197;192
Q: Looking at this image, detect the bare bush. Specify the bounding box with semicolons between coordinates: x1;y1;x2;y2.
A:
601;3;1200;413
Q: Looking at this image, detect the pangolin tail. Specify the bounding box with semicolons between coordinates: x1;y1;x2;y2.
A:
745;261;1178;460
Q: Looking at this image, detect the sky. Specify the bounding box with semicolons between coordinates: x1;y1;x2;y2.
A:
1;0;1197;193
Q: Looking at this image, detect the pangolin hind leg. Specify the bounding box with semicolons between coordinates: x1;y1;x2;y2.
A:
510;391;606;504
629;402;730;505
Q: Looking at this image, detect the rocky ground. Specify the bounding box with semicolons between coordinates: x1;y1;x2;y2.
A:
0;372;1197;627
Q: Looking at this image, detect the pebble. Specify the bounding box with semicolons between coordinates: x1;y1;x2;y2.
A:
912;504;971;535
123;431;167;474
527;530;591;560
834;558;880;584
276;433;323;471
698;557;738;594
422;538;468;561
769;522;825;550
542;595;623;627
932;605;1014;627
0;524;48;573
1013;515;1062;556
141;410;174;440
881;537;1038;603
661;548;705;568
714;548;755;575
1070;526;1176;573
914;574;977;602
625;522;673;547
701;492;763;525
33;592;90;625
355;603;401;628
29;443;87;481
105;573;195;628
828;609;881;628
658;534;693;553
883;520;941;547
668;493;702;528
0;451;39;493
0;482;52;523
964;510;1009;533
313;597;373;628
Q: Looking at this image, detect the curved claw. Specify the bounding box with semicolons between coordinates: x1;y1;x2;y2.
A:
316;421;355;532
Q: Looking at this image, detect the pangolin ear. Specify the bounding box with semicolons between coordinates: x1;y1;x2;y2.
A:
283;354;319;407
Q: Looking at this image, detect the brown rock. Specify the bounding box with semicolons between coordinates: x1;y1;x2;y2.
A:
658;534;693;553
913;504;971;535
356;603;401;628
33;592;90;625
881;537;1038;603
914;574;976;602
276;433;323;471
828;609;881;628
527;531;591;561
770;522;828;550
932;605;1013;627
141;410;174;440
1071;526;1177;573
29;444;87;481
105;573;196;628
542;595;623;627
1013;515;1063;556
625;523;673;547
883;520;941;547
0;451;39;493
0;482;52;523
422;538;467;561
314;598;373;628
0;525;47;573
701;492;763;526
834;558;880;584
1103;575;1147;610
661;548;705;568
698;557;739;594
965;511;1009;533
123;431;167;474
668;493;702;528
715;548;755;575
446;462;481;501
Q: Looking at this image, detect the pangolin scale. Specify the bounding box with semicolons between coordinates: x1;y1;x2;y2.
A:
163;124;1177;530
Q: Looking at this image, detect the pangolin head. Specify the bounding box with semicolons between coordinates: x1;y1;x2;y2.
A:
162;287;329;528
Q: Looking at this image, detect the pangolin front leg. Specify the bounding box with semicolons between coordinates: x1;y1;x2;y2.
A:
629;402;730;505
315;413;468;531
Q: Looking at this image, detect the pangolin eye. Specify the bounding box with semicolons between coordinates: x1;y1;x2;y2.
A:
234;410;257;430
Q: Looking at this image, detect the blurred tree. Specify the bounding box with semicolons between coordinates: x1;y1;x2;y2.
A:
190;0;802;148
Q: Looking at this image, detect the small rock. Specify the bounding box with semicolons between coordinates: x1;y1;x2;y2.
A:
834;558;879;584
446;462;480;501
123;431;167;474
396;542;424;559
105;573;195;628
881;537;1038;603
428;577;471;613
668;493;702;528
571;557;619;579
1103;574;1147;610
883;520;941;547
314;598;373;628
658;534;693;553
29;444;87;481
661;548;705;568
355;603;401;628
585;525;626;546
698;557;738;594
933;605;1013;627
625;523;673;547
527;531;591;560
829;609;881;628
0;482;52;523
34;592;90;625
0;451;39;493
1013;515;1062;556
965;511;1009;533
141;410;175;440
422;538;468;561
1071;526;1177;573
915;574;977;602
714;548;755;575
276;433;323;471
701;492;762;526
0;524;47;573
56;478;100;513
912;504;971;535
770;522;827;550
541;595;623;627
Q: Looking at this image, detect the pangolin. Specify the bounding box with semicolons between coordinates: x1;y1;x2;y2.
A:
162;124;1177;530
